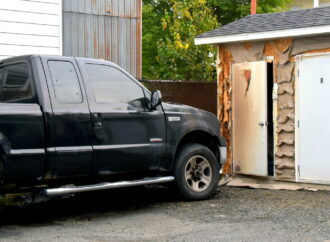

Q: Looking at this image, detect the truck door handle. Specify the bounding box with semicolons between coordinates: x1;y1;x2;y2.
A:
258;122;265;127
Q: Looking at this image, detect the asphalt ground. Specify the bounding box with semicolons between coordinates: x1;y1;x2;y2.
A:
0;185;329;241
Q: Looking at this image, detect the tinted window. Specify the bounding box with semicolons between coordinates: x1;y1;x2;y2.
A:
0;63;37;103
48;61;83;103
85;64;146;109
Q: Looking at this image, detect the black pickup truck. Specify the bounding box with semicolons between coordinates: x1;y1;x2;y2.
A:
0;55;226;200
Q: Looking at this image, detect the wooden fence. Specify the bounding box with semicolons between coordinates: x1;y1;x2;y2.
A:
141;80;217;115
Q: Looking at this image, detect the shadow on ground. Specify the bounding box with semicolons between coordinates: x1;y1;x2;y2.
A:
0;185;182;226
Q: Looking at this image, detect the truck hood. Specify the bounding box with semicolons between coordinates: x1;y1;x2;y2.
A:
161;102;220;137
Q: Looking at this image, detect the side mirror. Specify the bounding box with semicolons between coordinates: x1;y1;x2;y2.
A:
150;90;162;110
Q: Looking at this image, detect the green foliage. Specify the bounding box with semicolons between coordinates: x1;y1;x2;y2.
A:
143;0;218;81
156;0;218;81
207;0;293;25
142;4;164;79
142;0;292;81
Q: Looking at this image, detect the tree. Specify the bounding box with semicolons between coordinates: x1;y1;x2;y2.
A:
155;0;218;81
142;0;172;79
142;0;292;81
207;0;292;25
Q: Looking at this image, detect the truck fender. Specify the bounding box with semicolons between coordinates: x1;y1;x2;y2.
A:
174;119;218;150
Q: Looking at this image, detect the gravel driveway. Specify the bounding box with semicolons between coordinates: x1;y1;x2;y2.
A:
0;186;329;242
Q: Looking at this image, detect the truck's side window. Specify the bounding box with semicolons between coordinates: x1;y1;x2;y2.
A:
0;63;37;103
48;61;83;104
85;64;147;110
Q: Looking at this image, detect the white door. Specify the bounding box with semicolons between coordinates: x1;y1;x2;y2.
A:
297;54;330;183
232;61;268;176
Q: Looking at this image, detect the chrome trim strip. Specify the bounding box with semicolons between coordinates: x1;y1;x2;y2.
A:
168;116;181;122
47;144;148;153
150;138;163;143
49;146;93;152
11;144;151;155
91;110;142;114
46;147;56;152
45;176;175;196
0;110;42;115
93;144;150;150
165;111;190;115
10;149;45;155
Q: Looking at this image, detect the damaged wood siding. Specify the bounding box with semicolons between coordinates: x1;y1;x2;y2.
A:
217;47;233;175
217;34;330;181
217;39;296;181
275;40;296;181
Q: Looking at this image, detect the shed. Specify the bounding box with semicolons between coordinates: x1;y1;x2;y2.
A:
195;6;330;184
0;0;141;78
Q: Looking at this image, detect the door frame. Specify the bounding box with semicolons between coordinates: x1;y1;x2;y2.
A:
231;61;269;177
295;52;330;184
40;56;93;179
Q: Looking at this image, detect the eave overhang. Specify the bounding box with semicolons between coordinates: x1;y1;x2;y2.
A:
194;25;330;45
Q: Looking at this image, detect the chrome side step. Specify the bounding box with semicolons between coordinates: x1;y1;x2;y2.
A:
44;176;175;196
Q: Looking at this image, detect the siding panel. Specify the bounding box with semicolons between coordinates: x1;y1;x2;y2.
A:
0;9;59;25
0;33;59;47
0;0;59;15
0;45;60;56
0;22;59;36
0;0;62;59
63;0;141;78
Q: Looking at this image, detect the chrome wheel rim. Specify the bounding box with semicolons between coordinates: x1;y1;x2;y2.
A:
184;155;212;192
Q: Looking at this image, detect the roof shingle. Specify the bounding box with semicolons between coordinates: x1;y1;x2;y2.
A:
196;6;330;39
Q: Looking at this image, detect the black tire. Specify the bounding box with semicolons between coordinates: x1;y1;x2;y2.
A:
174;144;220;201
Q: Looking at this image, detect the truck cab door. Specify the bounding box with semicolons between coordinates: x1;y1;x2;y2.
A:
76;59;166;176
41;56;93;179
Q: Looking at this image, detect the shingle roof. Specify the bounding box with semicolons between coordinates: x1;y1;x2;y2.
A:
196;6;330;39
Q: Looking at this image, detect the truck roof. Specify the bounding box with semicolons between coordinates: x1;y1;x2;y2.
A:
0;55;117;65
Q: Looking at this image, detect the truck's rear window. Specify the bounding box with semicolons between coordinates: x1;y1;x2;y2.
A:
0;63;37;103
48;61;83;104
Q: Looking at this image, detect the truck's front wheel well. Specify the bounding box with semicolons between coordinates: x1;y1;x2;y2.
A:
175;131;220;162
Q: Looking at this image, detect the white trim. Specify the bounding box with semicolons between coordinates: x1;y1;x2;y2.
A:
314;0;319;8
194;25;330;45
295;51;330;183
295;55;300;183
58;0;63;55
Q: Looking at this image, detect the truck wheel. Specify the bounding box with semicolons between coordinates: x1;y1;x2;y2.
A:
174;144;220;200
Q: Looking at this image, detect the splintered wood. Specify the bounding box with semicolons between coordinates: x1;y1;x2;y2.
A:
217;39;296;181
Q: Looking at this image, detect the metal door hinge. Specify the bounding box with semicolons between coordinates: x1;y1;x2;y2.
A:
297;120;300;128
297;165;300;175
